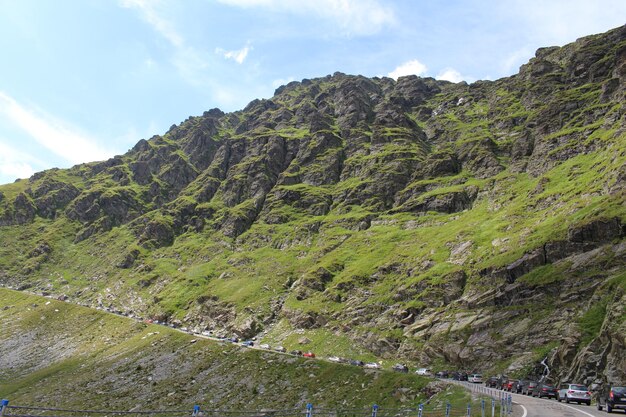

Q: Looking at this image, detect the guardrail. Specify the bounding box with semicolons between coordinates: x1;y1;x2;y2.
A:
0;398;513;417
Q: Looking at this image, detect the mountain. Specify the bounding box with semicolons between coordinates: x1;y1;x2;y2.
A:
1;24;625;395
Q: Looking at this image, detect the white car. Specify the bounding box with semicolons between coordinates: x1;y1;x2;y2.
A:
364;362;382;369
328;356;341;363
469;374;483;383
259;343;271;350
415;368;432;376
557;383;591;405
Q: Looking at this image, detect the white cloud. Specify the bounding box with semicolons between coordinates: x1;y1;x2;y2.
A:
216;0;396;36
505;0;626;45
436;68;464;83
0;92;112;165
215;45;252;64
272;76;296;88
388;59;428;80
0;142;37;182
119;0;184;47
119;0;222;99
501;47;534;75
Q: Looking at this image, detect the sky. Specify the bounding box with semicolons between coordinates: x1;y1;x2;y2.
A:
0;0;624;185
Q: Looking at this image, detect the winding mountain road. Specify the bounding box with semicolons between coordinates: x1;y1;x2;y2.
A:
455;381;613;417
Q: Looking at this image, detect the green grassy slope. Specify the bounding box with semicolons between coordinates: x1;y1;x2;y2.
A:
0;288;431;409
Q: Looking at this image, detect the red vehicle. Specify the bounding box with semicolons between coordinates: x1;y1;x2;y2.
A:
503;380;518;391
303;352;316;358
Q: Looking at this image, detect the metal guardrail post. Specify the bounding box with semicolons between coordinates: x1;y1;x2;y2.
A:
508;395;512;415
0;400;8;417
467;403;471;417
445;402;451;417
481;399;485;417
372;404;378;417
491;398;495;417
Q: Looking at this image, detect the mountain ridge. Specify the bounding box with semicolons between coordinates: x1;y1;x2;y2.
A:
0;24;625;393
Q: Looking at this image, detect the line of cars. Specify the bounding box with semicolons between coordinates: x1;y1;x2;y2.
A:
435;370;482;382
483;375;626;412
125;313;426;373
50;294;626;412
485;377;589;404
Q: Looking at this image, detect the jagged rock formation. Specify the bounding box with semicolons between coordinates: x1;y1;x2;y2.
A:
1;25;625;390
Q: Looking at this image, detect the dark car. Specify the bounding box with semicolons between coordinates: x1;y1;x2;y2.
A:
596;386;626;413
521;381;538;395
532;383;558;399
350;359;365;366
436;371;449;378
513;380;527;393
392;364;409;373
485;376;499;388
509;380;523;393
289;350;303;356
452;371;468;380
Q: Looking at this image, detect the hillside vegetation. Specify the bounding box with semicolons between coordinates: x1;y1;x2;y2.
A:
0;288;433;408
0;25;625;396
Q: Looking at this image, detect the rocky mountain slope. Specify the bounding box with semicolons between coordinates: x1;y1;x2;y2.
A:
1;24;625;393
0;288;435;408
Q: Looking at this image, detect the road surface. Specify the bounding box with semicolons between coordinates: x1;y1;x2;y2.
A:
512;391;611;417
455;381;614;417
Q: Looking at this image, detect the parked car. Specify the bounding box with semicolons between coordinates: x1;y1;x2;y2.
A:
392;364;409;373
350;359;365;366
469;374;483;384
364;362;381;369
557;383;591;405
289;350;303;356
303;352;316;358
532;383;558;399
486;377;499;388
241;340;254;347
259;343;271;350
328;356;341;363
436;370;449;378
273;346;286;353
521;381;538;396
415;368;432;376
229;337;239;343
